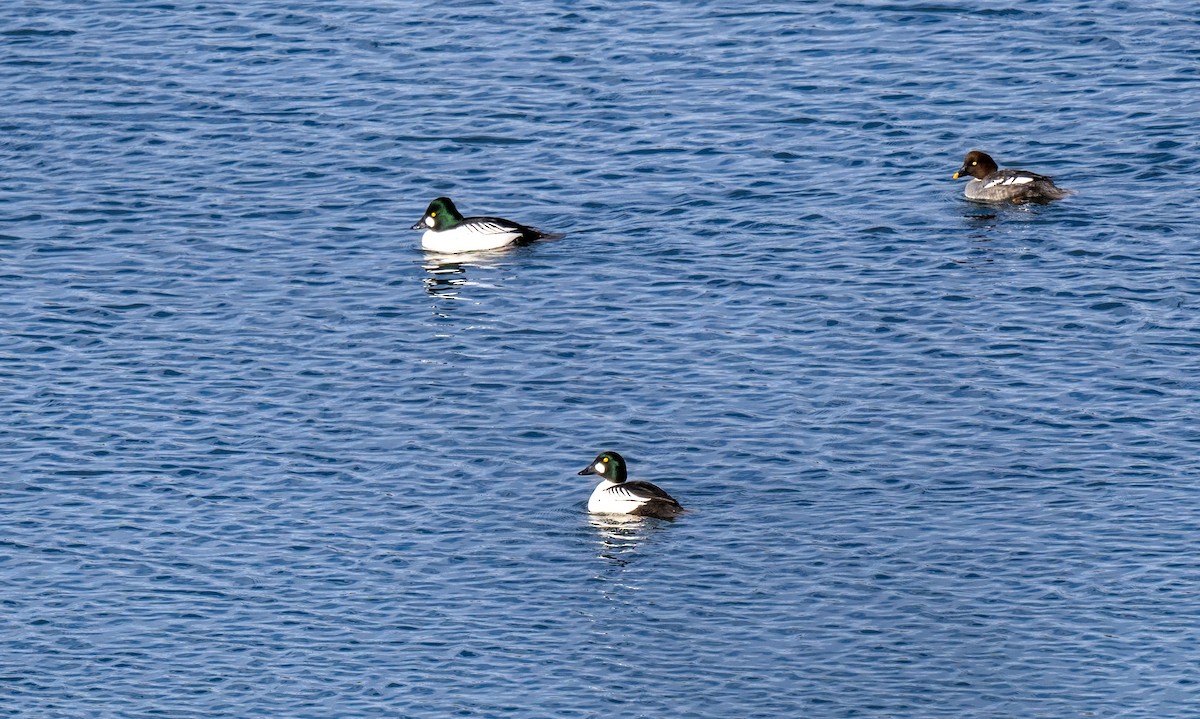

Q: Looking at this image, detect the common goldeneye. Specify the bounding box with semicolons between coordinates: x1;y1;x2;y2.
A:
953;150;1072;204
411;196;560;253
578;451;684;519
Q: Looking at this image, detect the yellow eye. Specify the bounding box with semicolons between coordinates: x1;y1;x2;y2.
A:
971;161;977;166
431;211;437;217
602;457;609;463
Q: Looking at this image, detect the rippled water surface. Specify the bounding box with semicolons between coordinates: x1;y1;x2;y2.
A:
4;1;1200;717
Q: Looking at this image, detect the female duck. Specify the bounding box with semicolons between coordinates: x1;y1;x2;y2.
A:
578;451;684;519
411;197;559;253
953;150;1072;203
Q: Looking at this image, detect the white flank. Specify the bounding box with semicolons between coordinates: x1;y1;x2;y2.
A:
421;225;521;253
587;480;649;514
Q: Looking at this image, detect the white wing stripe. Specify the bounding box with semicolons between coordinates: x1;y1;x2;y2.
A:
465;221;518;235
985;175;1036;188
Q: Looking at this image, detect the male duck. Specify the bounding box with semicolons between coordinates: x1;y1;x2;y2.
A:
578;451;684;519
953;150;1072;203
411;196;559;253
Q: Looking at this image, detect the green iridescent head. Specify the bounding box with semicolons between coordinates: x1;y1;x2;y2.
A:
578;450;628;483
411;197;465;231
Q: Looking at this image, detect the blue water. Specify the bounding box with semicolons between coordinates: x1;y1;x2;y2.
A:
3;1;1200;717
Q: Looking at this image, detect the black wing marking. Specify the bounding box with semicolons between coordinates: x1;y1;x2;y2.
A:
983;169;1053;189
613;480;680;504
602;481;683;518
462;217;522;235
463;216;560;242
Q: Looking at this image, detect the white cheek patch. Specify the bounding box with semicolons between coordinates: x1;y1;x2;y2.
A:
424;215;435;228
595;463;606;474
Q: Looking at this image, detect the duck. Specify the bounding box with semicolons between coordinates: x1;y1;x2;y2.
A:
411;196;560;253
953;150;1072;203
578;451;684;519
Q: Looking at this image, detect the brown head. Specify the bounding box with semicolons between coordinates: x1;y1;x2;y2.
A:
953;150;999;180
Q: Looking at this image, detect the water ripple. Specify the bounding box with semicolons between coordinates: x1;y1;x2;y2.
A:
2;1;1200;717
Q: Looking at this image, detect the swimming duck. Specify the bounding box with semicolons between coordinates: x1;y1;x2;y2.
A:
953;150;1072;203
578;451;684;519
411;196;559;253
